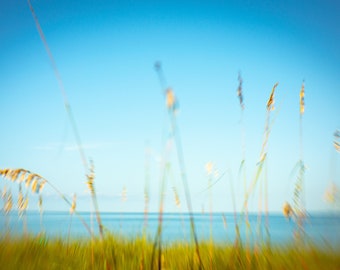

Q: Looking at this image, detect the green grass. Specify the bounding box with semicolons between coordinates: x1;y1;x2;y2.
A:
1;234;339;269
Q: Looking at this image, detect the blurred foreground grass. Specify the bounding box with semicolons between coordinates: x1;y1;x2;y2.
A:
1;234;339;269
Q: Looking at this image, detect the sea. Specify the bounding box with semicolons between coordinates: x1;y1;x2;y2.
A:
1;211;339;247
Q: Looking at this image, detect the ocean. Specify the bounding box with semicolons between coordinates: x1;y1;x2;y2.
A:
1;211;339;247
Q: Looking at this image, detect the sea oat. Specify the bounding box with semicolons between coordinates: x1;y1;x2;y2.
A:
300;81;305;115
86;161;104;238
25;174;35;187
166;88;177;111
237;72;244;110
17;185;28;216
39;180;47;192
86;175;94;194
70;194;77;214
282;201;293;219
154;62;203;268
4;191;13;214
172;187;181;208
19;171;26;183
266;82;278;111
10;169;20;182
31;178;39;193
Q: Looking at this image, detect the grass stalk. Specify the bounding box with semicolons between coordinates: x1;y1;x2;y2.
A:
154;62;203;269
86;162;104;239
151;160;170;270
292;81;306;243
242;83;278;246
27;0;105;240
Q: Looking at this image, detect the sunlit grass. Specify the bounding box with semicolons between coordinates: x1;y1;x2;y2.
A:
0;234;339;269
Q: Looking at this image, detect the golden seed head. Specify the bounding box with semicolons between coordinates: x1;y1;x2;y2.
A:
282;201;293;218
334;141;340;153
22;197;29;211
31;179;39;193
18;193;24;209
39;180;47;193
25;174;35;187
19;171;27;183
10;169;20;182
86;178;94;194
0;169;6;177
172;187;181;208
166;88;176;110
266;82;278;111
70;194;77;214
86;161;96;194
3;169;11;178
4;192;13;214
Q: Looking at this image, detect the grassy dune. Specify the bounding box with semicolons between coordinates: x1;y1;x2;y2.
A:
1;234;340;269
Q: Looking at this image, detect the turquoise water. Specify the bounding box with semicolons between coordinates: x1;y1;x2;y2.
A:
1;211;339;247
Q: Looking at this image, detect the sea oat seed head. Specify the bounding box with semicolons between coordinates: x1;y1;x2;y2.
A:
237;72;244;110
25;174;34;187
70;194;77;214
166;88;176;110
172;187;181;208
31;179;39;193
18;188;24;210
300;81;305;115
19;171;27;183
267;82;278;111
4;192;13;214
39;180;47;193
283;201;293;218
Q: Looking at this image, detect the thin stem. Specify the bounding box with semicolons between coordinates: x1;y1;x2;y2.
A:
170;113;203;269
154;63;203;269
27;0;88;172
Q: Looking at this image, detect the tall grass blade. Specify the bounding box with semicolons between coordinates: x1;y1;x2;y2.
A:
154;62;203;269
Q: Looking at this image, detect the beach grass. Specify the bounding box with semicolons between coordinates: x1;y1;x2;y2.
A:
0;234;339;269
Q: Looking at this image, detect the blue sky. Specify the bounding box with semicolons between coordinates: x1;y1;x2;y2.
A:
1;0;339;213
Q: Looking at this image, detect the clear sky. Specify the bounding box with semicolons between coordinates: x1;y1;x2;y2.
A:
1;0;339;213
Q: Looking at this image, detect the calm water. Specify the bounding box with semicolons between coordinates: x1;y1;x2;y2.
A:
1;211;339;247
